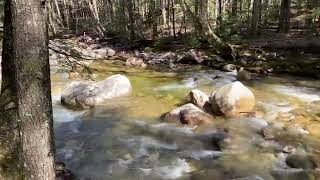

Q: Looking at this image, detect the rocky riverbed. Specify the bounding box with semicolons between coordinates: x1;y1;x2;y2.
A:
52;61;320;180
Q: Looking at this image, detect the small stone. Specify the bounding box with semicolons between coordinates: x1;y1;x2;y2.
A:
55;162;66;172
261;127;276;140
282;145;296;154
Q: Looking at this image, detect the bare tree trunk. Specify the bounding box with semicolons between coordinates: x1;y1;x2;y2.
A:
150;0;158;40
0;0;20;178
277;0;291;33
262;0;269;26
247;0;253;28
172;0;176;39
48;1;57;36
53;0;64;27
232;0;238;16
0;0;56;179
251;0;262;34
162;2;167;27
87;0;105;36
127;0;135;45
217;0;223;28
62;0;70;31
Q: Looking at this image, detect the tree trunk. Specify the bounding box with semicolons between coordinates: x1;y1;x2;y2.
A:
0;0;20;178
277;0;291;33
262;0;269;27
251;0;262;34
162;5;167;27
1;0;56;179
127;0;135;45
87;0;105;36
172;0;176;39
151;0;158;40
217;0;223;28
53;0;64;28
62;0;70;31
232;0;238;16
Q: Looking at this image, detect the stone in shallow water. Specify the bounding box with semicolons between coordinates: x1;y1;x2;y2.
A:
61;74;132;108
163;103;213;126
212;81;255;117
188;89;211;111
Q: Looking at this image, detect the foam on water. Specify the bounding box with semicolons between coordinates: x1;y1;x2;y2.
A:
272;85;320;102
178;150;223;160
139;158;191;179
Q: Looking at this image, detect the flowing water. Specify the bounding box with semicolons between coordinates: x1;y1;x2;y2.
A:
51;62;320;180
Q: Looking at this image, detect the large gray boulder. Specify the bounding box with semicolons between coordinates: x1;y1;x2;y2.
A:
212;81;255;116
61;74;132;108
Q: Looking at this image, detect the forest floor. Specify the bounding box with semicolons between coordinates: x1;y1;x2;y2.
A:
48;31;320;79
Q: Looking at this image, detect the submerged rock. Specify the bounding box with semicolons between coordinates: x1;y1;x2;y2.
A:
286;154;317;169
223;64;237;73
229;175;265;180
61;74;132;108
212;81;255;117
236;67;251;81
163;103;213;126
271;168;319;180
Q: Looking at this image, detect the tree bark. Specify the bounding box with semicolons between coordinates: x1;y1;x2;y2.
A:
127;0;135;45
87;0;105;36
0;0;20;178
262;0;269;26
150;0;158;40
277;0;291;33
1;0;56;179
232;0;238;16
251;0;262;34
172;0;176;39
217;0;223;28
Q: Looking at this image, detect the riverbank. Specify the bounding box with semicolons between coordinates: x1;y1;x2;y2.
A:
48;33;320;80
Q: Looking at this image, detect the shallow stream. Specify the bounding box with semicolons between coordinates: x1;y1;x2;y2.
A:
51;62;320;180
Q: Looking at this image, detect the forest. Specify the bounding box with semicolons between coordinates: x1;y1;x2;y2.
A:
0;0;319;179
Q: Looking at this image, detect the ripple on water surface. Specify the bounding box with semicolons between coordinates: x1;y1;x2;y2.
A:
51;64;320;179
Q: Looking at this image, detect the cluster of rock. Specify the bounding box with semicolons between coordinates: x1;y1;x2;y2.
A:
124;49;207;68
49;35;116;67
163;81;256;126
61;74;132;108
55;162;75;180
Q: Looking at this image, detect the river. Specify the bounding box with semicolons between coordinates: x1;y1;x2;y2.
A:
51;62;320;180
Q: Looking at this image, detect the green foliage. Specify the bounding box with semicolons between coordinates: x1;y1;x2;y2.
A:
183;35;201;49
312;8;320;17
216;15;242;40
153;37;173;50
